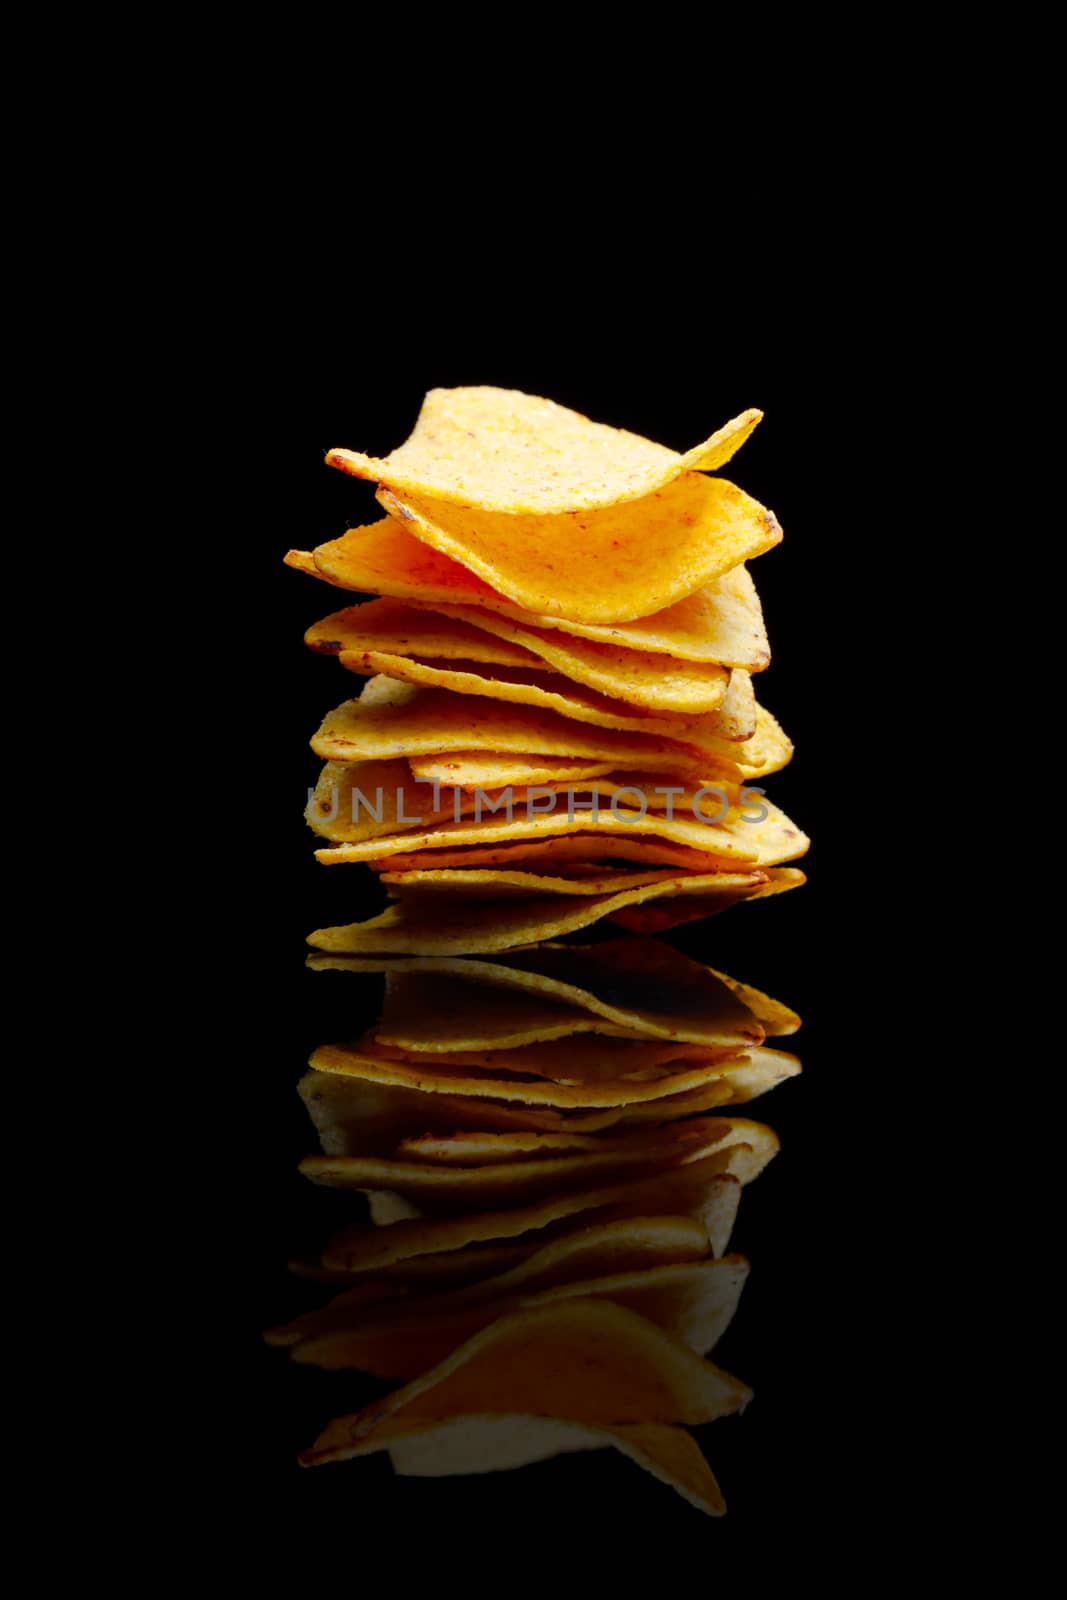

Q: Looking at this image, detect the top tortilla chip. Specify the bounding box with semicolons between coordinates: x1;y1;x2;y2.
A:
326;388;761;514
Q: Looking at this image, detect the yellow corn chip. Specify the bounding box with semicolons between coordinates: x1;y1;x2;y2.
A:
378;866;689;898
300;1299;752;1468
311;680;736;779
289;525;769;666
297;1069;615;1157
266;1214;713;1345
299;1120;749;1211
326;388;761;512
710;971;801;1036
308;1040;753;1111
340;648;753;748
411;755;620;789
396;1131;607;1163
305;600;538;666
313;940;766;1050
381;471;780;621
320;1154;745;1273
288;1256;748;1378
369;832;735;874
316;797;807;870
308;872;774;955
404;604;730;713
382;1415;728;1516
610;867;807;932
370;1034;732;1086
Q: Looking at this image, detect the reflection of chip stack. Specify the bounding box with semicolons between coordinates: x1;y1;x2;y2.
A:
279;389;807;1514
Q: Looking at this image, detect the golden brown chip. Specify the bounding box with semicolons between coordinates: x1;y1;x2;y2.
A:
396;1131;607;1164
287;1255;748;1379
609;867;807;932
378;866;691;898
338;647;754;749
299;1119;751;1212
305;600;540;666
300;1298;752;1469
369;832;735;874
321;1153;745;1273
307;871;775;956
304;873;783;957
384;1416;728;1516
709;971;802;1036
266;1215;713;1346
312;940;765;1051
314;792;807;869
307;758;466;844
290;524;769;666
381;472;780;622
370;1033;730;1086
326;388;761;513
297;1069;621;1156
307;1037;764;1112
411;754;620;789
403;604;730;713
311;680;738;779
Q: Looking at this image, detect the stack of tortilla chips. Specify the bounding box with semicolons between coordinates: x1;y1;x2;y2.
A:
286;388;808;955
279;391;807;1514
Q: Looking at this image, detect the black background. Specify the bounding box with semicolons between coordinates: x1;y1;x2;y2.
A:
159;295;930;1571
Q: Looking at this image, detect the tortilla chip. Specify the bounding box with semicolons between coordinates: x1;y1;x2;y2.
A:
378;866;692;898
338;648;755;749
314;940;765;1050
416;615;746;725
288;1255;748;1378
710;1047;801;1101
305;600;539;666
314;793;806;869
384;1415;728;1516
341;634;731;721
307;758;467;844
738;704;793;778
266;1214;713;1345
709;971;801;1036
321;1213;712;1301
371;1034;731;1086
609;867;807;932
380;469;780;621
383;771;746;824
297;1069;620;1156
405;605;729;713
307;872;773;956
414;755;621;789
309;1041;757;1111
311;680;737;780
292;521;769;666
403;709;789;791
320;1154;745;1273
285;1243;543;1292
408;1216;713;1300
612;1048;800;1123
301;1300;752;1475
299;1120;753;1211
369;833;737;874
326;388;760;512
395;1131;606;1163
